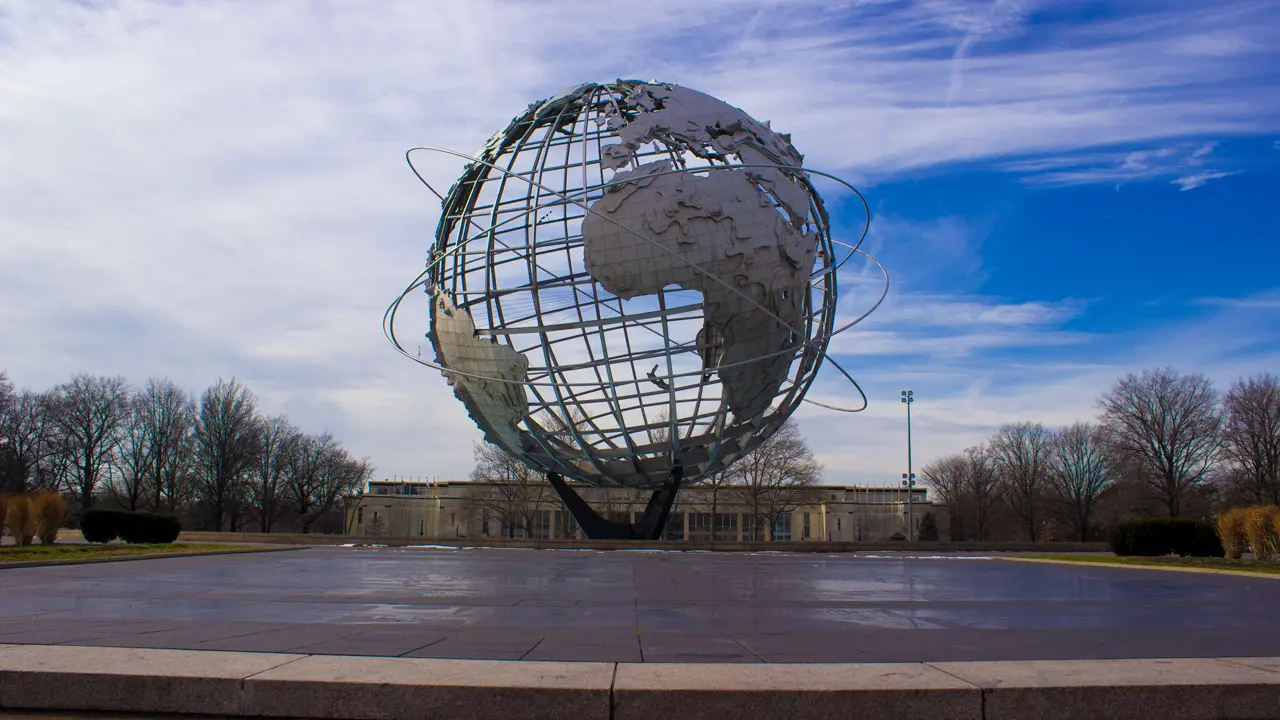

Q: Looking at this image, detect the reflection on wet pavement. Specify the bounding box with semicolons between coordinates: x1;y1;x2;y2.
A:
2;547;1278;662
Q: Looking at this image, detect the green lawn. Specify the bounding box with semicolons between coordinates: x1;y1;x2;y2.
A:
1022;554;1280;575
0;542;263;564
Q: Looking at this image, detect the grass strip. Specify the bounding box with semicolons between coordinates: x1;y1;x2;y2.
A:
0;543;266;564
1016;554;1280;576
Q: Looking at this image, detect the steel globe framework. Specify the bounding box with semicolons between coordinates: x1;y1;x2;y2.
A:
385;80;884;538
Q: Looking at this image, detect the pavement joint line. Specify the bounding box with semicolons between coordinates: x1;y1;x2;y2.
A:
1219;657;1280;675
237;652;310;715
395;635;448;658
609;662;619;720
999;556;1280;578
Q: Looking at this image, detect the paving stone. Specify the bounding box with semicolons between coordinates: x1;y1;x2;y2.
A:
76;622;288;651
403;637;547;661
291;628;452;657
638;631;759;662
191;623;368;652
524;629;642;663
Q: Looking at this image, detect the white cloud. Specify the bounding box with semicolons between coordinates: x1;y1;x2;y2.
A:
1188;141;1217;164
1172;170;1243;190
1009;141;1241;187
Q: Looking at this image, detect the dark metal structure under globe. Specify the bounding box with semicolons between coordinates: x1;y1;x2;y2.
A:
386;80;881;539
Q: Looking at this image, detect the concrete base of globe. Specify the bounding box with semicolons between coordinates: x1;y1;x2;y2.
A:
545;465;683;540
3;645;1280;720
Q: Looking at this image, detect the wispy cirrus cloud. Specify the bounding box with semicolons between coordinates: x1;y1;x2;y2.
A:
1005;141;1244;188
1171;170;1244;191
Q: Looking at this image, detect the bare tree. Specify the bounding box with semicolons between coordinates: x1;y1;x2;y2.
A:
48;374;130;509
0;372;11;417
0;371;13;483
135;379;197;512
282;431;326;533
1221;374;1280;505
340;474;368;535
193;378;261;530
465;441;557;538
1047;422;1115;541
921;453;967;539
310;443;372;534
282;432;370;534
989;422;1052;541
247;414;297;532
963;444;1001;541
725;419;822;541
1099;367;1221;516
111;391;152;510
0;388;55;494
0;373;19;492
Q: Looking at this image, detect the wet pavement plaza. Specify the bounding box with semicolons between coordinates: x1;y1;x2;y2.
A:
2;547;1278;663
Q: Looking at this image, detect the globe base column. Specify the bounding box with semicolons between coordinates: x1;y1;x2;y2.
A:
546;465;684;541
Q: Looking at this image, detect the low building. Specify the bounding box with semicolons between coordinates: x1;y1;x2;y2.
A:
352;479;944;542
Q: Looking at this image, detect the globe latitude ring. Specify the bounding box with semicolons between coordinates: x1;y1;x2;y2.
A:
384;80;884;510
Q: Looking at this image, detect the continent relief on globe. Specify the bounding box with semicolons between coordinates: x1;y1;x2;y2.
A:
582;84;817;422
427;293;530;452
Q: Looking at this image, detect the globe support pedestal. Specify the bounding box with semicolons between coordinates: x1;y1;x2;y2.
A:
546;466;684;541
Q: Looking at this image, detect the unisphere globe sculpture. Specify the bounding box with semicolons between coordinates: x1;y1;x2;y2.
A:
386;80;882;539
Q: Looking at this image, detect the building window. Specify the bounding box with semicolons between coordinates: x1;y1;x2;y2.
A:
773;513;792;541
531;510;552;539
688;512;712;541
419;519;424;536
803;512;810;539
837;517;842;532
357;507;363;524
481;515;490;537
713;513;738;541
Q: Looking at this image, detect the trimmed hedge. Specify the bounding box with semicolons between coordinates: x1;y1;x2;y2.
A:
1108;518;1224;557
79;509;182;544
79;509;120;543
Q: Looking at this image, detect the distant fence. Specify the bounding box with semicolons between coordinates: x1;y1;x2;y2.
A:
177;531;1107;553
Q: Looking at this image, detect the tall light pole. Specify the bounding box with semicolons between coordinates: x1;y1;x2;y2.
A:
901;390;916;541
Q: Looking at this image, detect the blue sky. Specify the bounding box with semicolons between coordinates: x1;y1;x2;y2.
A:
1;0;1278;486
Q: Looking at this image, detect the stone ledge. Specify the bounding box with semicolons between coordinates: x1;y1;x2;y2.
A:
3;646;1280;720
0;645;299;716
242;655;613;720
929;657;1280;720
612;661;982;720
